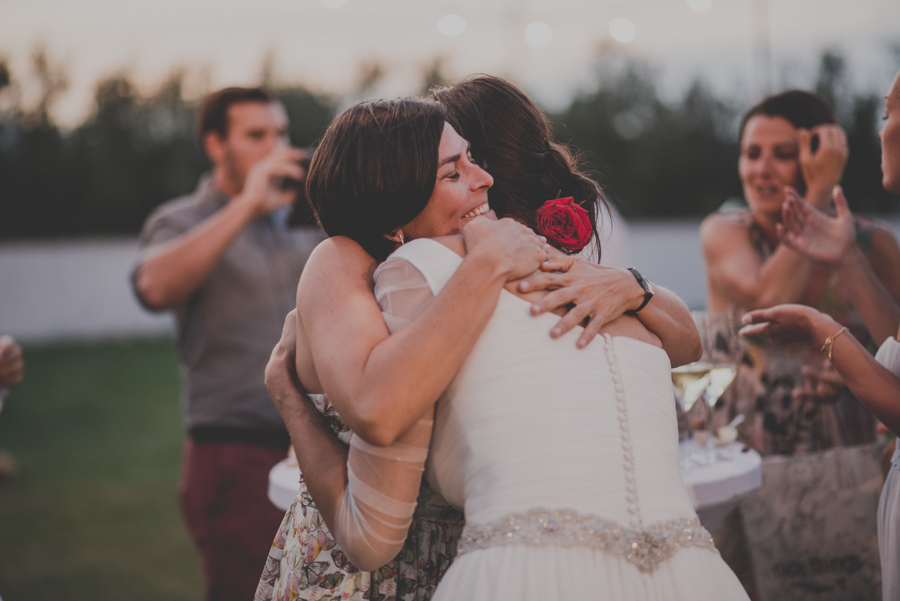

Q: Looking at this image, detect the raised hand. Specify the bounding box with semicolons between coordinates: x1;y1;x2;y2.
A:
777;185;855;265
463;217;549;281
235;147;307;218
739;304;830;345
798;124;848;208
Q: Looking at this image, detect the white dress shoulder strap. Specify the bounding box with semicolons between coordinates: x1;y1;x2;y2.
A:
875;337;900;378
385;238;463;295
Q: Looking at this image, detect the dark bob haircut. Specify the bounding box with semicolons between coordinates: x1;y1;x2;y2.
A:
429;74;608;255
739;89;837;140
306;98;447;261
197;87;276;139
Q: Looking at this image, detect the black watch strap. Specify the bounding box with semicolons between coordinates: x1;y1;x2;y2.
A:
624;267;654;315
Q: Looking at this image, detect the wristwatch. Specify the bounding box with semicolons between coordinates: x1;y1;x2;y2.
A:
624;267;654;315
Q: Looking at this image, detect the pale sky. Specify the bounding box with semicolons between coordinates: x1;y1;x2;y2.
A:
1;0;898;127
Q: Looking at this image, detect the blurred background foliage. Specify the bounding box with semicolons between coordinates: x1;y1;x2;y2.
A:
0;47;896;240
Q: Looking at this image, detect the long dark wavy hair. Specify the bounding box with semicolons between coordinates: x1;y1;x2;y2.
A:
429;74;610;256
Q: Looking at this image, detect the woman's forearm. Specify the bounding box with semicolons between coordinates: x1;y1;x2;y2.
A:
282;389;350;532
276;359;432;572
269;310;430;572
808;314;900;435
837;247;900;345
745;244;816;308
303;230;542;448
744;304;900;434
338;246;510;445
264;319;350;530
633;285;702;367
701;214;815;312
516;260;700;357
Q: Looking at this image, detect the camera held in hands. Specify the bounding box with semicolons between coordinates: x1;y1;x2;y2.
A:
275;148;317;227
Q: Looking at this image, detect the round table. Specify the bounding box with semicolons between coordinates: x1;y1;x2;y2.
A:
269;442;762;532
679;440;762;532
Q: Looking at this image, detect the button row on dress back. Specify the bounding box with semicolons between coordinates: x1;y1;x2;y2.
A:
603;334;642;531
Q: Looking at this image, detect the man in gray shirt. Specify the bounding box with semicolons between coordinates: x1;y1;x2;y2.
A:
133;87;324;601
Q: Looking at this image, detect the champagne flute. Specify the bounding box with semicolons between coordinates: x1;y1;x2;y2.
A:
701;311;739;462
671;311;714;468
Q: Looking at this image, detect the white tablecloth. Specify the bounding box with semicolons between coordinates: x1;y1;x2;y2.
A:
269;441;762;532
269;443;763;533
269;459;302;512
679;440;762;531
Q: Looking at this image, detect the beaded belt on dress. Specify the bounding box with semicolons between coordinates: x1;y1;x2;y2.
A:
457;507;716;573
457;336;717;573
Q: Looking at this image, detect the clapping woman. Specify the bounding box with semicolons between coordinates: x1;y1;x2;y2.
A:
701;89;900;456
740;69;900;601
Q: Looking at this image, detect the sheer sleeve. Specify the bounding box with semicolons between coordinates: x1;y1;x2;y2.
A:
331;255;437;571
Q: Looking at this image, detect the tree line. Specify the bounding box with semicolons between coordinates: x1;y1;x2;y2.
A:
0;49;896;240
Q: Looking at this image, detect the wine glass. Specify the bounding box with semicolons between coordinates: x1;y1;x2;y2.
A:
700;310;739;463
671;311;714;468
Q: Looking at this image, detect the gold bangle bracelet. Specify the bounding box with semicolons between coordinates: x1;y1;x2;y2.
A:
821;326;848;361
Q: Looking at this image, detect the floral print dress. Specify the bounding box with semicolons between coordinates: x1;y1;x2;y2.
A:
712;211;878;456
254;395;464;601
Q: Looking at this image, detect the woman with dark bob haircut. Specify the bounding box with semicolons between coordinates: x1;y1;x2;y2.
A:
256;79;704;601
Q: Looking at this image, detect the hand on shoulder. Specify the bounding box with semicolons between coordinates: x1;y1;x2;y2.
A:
462;217;548;281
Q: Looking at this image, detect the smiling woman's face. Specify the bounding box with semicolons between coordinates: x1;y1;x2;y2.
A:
401;122;496;240
738;115;803;219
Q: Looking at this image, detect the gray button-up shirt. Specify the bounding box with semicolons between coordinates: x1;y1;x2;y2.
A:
134;176;326;432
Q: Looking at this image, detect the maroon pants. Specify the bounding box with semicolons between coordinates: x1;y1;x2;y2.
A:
180;438;287;601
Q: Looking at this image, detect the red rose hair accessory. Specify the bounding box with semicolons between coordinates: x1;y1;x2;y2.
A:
535;196;592;253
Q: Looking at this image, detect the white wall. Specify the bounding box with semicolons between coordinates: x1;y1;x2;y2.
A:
0;238;173;342
3;216;899;342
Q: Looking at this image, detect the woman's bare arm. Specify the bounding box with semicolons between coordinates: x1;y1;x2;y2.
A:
265;313;349;531
300;218;546;447
701;210;816;311
267;309;432;571
778;187;900;345
517;256;700;366
742;304;900;434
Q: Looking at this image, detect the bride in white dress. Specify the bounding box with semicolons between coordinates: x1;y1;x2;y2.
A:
370;234;745;599
277;95;748;599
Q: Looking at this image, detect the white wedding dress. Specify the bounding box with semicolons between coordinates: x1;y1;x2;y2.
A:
875;337;900;601
364;238;749;600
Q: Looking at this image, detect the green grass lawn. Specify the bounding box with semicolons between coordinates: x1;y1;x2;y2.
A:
0;338;204;600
